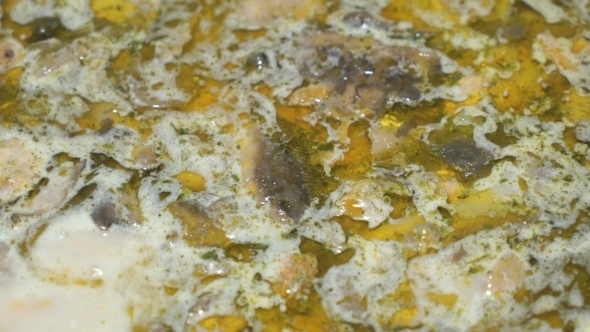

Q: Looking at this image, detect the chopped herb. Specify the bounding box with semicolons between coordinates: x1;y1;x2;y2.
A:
318;143;334;151
201;251;218;260
448;72;463;85
283;229;298;239
296;298;309;313
250;243;269;251
178;188;193;199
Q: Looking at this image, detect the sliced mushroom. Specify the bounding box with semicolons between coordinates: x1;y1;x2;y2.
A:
438;138;492;181
13;159;87;218
91;201;117;230
241;130;311;222
26;17;64;43
245;52;270;71
294;30;442;115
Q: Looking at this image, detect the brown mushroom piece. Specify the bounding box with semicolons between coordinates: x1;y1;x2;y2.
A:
438;138;492;181
244;52;270;71
133;145;159;170
26;17;64;43
91;201;117;230
97;118;114;135
253;142;310;221
500;21;526;42
242;130;311;222
295;31;442;115
13;159;87;218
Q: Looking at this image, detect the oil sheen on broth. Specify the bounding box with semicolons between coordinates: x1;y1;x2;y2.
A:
1;0;590;331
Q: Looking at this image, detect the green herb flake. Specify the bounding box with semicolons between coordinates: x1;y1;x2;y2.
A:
251;243;269;251
201;251;218;260
318;143;334;151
